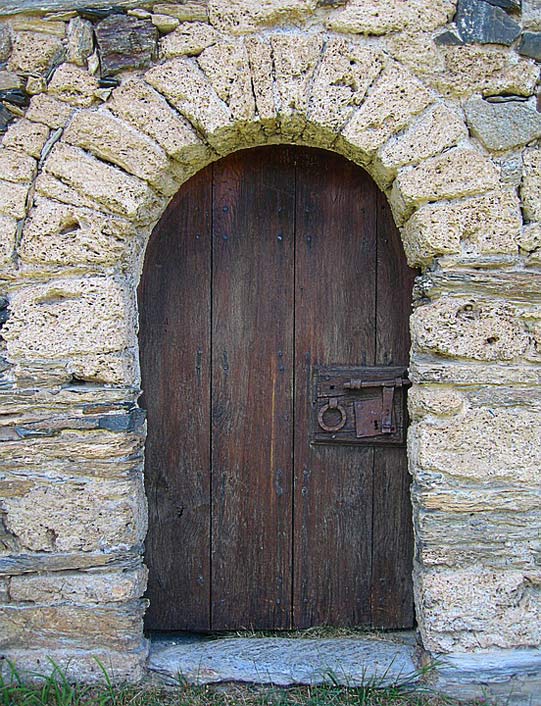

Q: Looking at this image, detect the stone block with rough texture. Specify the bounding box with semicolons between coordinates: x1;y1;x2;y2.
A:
19;197;138;268
414;405;541;484
271;33;322;141
402;188;521;266
0;213;17;265
208;0;317;34
26;94;74;129
392;148;500;220
375;104;467;182
108;78;212;165
0;180;29;219
41;142;164;221
0;147;36;183
411;296;531;362
326;0;454;35
95;15;158;76
8;31;64;74
63;110;181;196
522;147;541;223
3;276;136;362
307;40;382;137
2;119;50;158
341;65;433;160
48;63;100;108
198;40;255;125
145;58;237;151
160;21;220;57
418;569;541;652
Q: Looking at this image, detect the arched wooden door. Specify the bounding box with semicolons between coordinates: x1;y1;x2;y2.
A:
138;146;416;632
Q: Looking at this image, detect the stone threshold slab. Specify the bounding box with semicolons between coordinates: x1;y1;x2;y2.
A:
148;633;420;688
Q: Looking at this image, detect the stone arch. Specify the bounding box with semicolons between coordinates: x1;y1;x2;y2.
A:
1;18;538;690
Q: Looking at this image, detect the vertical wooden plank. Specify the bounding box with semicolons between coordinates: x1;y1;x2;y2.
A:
293;148;377;628
138;168;212;631
211;147;295;630
371;188;417;628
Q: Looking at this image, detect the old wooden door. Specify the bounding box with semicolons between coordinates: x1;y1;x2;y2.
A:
139;146;416;632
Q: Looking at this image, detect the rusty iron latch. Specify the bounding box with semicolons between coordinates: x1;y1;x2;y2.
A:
312;366;409;446
344;377;408;438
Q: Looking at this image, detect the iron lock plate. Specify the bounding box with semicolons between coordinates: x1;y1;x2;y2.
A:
312;365;409;446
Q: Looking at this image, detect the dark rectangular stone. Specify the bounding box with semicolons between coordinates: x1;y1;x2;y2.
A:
456;0;522;45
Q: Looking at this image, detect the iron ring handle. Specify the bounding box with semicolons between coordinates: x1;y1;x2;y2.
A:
318;398;347;433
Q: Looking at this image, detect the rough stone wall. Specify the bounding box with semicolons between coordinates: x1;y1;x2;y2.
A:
0;0;539;689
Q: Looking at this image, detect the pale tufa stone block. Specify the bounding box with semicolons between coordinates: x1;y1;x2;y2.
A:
8;31;64;74
521;147;541;223
26;75;47;96
160;21;220;57
375;104;468;183
63;109;181;196
67;349;139;386
418;568;541;652
198;39;255;124
414;406;541;485
2;473;147;554
0;148;36;184
436;45;540;98
341;64;433;161
19;197;137;268
307;39;382;136
245;36;276;125
411;296;531;362
3;276;136;362
385;31;445;80
48;64;100;108
0;181;29;220
4;647;147;684
152;14;180;33
0;601;146;650
408;385;465;420
41;142;163;221
0;214;17;266
271;33;323;140
108;78;212;165
392;148;499;222
10;567;148;604
402;188;522;266
26;94;74;129
2;119;50;159
145;58;238;152
327;0;454;35
208;0;317;34
519;223;541;254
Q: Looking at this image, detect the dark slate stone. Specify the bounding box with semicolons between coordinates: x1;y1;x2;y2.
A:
435;29;464;45
456;0;522;44
519;31;541;60
95;14;158;76
0;103;14;133
98;407;146;432
0;0;146;14
480;0;521;9
0;89;29;107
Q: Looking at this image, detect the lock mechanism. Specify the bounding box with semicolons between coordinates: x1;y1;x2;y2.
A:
313;366;409;446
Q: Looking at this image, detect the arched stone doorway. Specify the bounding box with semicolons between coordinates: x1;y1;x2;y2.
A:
139;145;416;632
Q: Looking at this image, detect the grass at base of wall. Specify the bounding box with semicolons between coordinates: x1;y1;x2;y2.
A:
0;661;497;706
